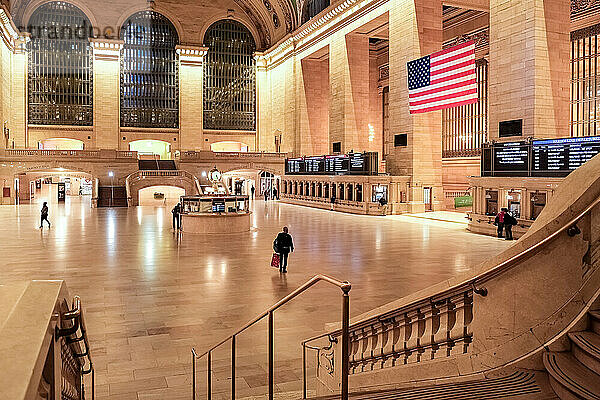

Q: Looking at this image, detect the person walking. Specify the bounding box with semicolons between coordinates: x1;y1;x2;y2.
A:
494;208;507;238
251;185;255;199
330;193;336;211
40;202;51;229
274;227;294;273
264;190;269;201
172;203;181;231
273;187;279;200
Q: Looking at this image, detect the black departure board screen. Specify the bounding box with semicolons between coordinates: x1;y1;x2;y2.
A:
285;158;304;174
285;152;378;175
532;136;600;177
492;141;530;176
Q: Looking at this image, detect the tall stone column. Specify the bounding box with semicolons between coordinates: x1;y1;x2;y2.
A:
299;55;330;156
255;52;272;152
177;46;208;152
489;0;570;139
387;0;443;212
91;39;123;150
329;32;370;153
10;38;27;148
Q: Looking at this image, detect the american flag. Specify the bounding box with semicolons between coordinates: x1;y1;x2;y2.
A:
407;41;477;114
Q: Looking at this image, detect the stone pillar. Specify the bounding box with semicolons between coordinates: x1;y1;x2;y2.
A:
300;55;330;156
10;38;27;148
489;0;570;140
91;39;123;150
255;52;271;152
387;0;443;212
177;46;208;152
329;32;370;153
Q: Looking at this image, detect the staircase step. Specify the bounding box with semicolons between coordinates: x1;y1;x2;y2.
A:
591;311;600;335
543;352;600;400
570;332;600;375
315;371;546;400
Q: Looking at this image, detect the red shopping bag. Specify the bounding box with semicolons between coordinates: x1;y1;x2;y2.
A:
271;253;280;268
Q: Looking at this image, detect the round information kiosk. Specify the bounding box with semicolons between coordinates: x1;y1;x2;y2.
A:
179;168;252;234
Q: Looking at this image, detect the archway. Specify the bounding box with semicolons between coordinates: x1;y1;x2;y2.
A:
40;138;84;150
129;140;172;160
138;185;185;207
17;168;96;206
211;141;250;152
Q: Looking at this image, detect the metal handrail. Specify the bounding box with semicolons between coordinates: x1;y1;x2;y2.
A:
191;274;351;400
56;295;95;400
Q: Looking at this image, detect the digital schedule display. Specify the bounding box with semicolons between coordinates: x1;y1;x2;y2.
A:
481;136;600;177
532;136;600;177
285;152;377;175
492;142;530;176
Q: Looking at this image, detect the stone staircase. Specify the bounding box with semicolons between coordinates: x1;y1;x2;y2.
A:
544;309;600;399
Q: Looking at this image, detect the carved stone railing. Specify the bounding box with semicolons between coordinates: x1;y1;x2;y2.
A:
180;150;286;161
0;148;138;160
346;289;473;374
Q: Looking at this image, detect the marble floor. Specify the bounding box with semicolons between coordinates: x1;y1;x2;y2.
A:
0;190;512;399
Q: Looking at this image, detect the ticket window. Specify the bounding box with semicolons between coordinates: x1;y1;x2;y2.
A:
507;190;522;218
485;190;498;216
372;185;388;203
318;183;323;198
530;192;547;220
324;184;329;199
356;185;363;202
311;183;316;197
347;184;353;201
339;184;345;200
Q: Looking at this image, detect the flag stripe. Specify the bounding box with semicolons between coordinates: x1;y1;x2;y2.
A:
410;87;477;107
409;74;474;95
431;59;475;76
409;81;477;101
410;97;478;114
430;68;475;85
431;40;474;58
430;48;475;68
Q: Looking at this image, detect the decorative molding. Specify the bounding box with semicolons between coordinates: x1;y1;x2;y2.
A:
232;0;272;48
444;27;489;51
262;0;281;30
90;38;123;61
176;45;208;66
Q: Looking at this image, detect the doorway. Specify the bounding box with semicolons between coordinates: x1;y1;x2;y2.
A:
424;187;433;212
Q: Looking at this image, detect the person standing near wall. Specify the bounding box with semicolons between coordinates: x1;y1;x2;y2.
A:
495;208;507;238
40;202;51;229
251;185;255;199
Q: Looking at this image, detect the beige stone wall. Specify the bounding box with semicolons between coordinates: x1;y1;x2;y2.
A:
299;55;329;156
387;0;443;211
93;46;120;150
489;0;570;140
179;51;206;152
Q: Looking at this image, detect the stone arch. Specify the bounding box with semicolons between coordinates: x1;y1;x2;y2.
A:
115;5;184;42
21;0;98;30
199;14;262;52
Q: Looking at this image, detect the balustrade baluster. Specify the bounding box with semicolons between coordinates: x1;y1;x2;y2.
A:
434;299;454;358
422;302;441;360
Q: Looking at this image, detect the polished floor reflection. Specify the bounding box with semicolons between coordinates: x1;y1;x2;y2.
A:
0;192;511;399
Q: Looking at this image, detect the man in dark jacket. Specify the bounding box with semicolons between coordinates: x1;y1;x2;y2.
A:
274;226;294;273
172;203;181;231
40;202;51;229
503;210;516;241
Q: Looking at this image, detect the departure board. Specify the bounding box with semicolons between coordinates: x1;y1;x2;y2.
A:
285;152;378;175
492;141;530;175
532;136;600;177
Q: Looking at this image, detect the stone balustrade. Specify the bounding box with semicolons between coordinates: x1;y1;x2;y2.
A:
180;150;286;161
0;148;138;160
343;288;473;373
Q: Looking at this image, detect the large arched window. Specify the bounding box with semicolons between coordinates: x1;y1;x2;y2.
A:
203;20;256;131
27;2;93;126
120;11;179;128
302;0;329;24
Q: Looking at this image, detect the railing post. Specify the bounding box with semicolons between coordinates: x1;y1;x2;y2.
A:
192;350;196;400
232;335;236;400
341;288;350;400
268;311;274;400
207;351;212;400
302;343;307;399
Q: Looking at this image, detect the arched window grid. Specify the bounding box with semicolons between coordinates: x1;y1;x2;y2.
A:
120;11;179;128
203;20;256;131
302;0;330;24
27;1;93;126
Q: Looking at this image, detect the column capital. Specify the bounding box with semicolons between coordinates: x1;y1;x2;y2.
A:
90;39;124;61
177;45;209;66
254;52;269;71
